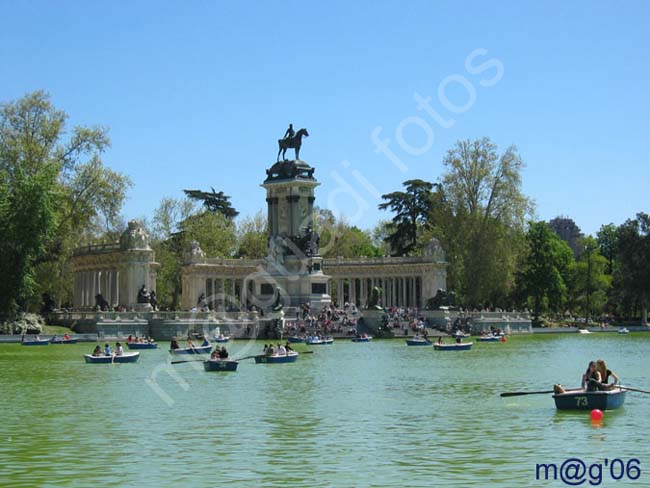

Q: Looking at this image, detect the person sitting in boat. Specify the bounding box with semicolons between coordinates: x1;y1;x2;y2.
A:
581;361;602;391
104;343;113;356
210;349;220;359
265;344;275;356
596;359;619;390
285;342;293;352
201;337;210;347
277;343;287;355
92;345;103;356
115;342;124;356
187;339;195;349
218;347;229;359
455;334;463;344
170;339;180;350
437;336;444;345
127;334;134;343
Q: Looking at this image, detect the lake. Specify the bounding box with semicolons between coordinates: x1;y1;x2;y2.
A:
1;334;648;487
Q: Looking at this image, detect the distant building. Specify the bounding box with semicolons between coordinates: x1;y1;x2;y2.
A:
548;216;583;258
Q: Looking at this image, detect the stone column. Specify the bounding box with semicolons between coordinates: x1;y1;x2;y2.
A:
381;278;387;307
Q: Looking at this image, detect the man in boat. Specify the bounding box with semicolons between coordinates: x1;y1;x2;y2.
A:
218;347;229;359
170;339;180;350
104;343;112;356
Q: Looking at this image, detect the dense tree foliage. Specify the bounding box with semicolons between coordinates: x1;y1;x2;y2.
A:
0;92;131;317
517;222;573;320
378;179;436;256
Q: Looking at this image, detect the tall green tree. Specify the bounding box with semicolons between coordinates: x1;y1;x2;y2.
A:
439;138;531;306
0;91;130;316
615;213;650;324
378;179;436;256
596;223;618;275
567;236;611;319
517;221;574;321
236;211;268;259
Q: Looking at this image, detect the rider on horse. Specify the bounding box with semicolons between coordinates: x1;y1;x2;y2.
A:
283;124;295;141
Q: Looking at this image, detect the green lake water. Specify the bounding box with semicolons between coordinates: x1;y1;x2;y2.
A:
1;334;649;487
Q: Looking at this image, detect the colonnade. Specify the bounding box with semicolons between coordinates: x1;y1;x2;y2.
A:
204;277;250;308
74;269;120;308
333;276;422;308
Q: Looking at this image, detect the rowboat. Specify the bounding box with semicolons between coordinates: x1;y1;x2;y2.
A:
84;352;140;364
434;342;473;351
287;336;306;343
306;337;334;345
351;336;372;342
618;328;630;334
50;338;78;344
213;336;230;343
127;342;158;350
578;328;591;334
169;345;212;355
254;351;299;364
406;338;432;346
203;359;239;372
553;388;626;410
21;339;50;346
476;335;504;343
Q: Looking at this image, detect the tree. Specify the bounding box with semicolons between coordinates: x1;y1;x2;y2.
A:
615;213;650;324
517;221;574;321
440;138;531;306
378;179;436;256
183;188;239;219
596;223;618;275
0;91;131;316
236;211;268;259
567;237;611;320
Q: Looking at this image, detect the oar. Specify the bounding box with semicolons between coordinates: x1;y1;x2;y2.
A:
500;390;555;397
618;385;650;394
171;359;206;365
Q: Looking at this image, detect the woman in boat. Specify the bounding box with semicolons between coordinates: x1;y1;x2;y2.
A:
127;334;134;343
596;359;619;390
170;339;180;350
210;349;220;359
201;337;210;347
115;342;124;356
218;347;229;359
92;345;103;356
581;361;602;391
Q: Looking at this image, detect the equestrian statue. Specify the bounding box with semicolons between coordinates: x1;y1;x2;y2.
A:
277;124;309;161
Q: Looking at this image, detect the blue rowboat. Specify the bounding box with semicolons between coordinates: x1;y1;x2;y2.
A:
50;338;78;344
434;342;473;351
127;342;158;350
213;336;230;343
351;336;372;342
406;338;432;346
476;336;503;343
84;352;140;364
306;337;334;345
170;345;212;355
203;359;238;372
254;351;299;364
21;339;49;346
553;388;626;410
287;336;306;344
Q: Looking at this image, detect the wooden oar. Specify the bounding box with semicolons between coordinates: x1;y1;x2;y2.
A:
171;359;205;365
618;385;650;394
500;390;555;397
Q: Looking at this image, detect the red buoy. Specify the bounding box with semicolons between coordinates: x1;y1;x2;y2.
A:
590;409;604;421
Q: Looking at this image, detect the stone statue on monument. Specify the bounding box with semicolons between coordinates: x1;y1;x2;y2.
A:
277;126;309;161
137;284;151;304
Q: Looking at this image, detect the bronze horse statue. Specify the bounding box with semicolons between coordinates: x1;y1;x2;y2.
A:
277;128;309;161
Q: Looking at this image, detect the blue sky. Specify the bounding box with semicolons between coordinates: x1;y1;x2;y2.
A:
1;1;648;235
